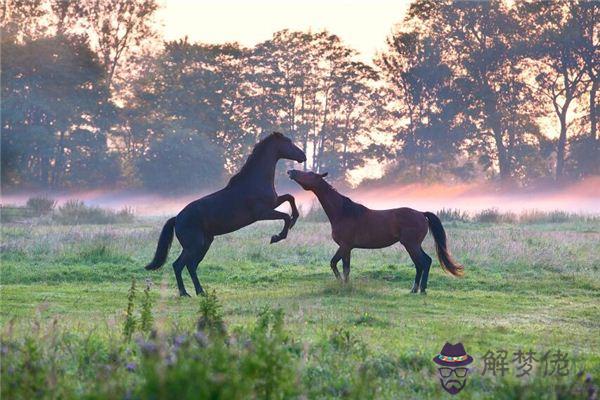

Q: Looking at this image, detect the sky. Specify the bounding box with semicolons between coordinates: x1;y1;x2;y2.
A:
157;0;412;63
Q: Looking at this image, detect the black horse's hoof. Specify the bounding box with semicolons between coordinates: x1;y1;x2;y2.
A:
270;235;280;244
180;292;191;298
420;290;427;295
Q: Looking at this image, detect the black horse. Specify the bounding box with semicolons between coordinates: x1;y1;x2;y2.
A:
145;132;306;296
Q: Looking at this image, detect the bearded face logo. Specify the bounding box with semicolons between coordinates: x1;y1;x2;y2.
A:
433;343;473;395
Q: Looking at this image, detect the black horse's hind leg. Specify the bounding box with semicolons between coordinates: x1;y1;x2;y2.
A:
185;236;213;296
172;253;190;297
257;209;292;244
405;245;424;294
329;247;343;280
275;194;299;229
418;249;433;294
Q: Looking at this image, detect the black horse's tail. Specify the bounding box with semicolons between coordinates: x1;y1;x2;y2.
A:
423;212;464;277
145;217;176;270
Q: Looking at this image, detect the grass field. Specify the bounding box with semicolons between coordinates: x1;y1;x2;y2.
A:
1;216;599;398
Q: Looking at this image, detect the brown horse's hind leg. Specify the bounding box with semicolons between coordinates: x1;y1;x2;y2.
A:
342;249;352;283
330;248;344;280
418;249;433;294
404;245;424;294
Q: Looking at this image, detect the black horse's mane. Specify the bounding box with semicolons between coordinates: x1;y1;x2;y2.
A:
226;133;277;186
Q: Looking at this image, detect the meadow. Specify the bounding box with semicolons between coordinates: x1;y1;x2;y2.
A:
1;208;599;399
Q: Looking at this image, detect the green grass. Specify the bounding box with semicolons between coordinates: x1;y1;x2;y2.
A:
1;219;599;398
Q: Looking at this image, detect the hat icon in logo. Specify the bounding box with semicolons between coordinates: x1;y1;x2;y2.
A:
433;342;473;395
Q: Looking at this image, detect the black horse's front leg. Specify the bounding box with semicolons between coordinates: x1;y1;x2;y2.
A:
275;194;299;229
257;209;292;244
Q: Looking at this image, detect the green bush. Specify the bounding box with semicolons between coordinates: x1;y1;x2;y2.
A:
519;210;597;224
26;196;56;216
0;204;34;223
53;200;134;225
436;208;470;222
474;208;517;223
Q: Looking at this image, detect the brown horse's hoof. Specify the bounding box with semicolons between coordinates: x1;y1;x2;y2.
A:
420;290;427;295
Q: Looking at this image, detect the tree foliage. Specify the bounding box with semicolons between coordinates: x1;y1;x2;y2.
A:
1;0;598;192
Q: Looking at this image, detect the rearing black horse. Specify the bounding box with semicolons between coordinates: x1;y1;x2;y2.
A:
145;132;306;296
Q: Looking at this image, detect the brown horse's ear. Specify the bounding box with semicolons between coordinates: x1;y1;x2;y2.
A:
273;131;283;138
319;172;328;178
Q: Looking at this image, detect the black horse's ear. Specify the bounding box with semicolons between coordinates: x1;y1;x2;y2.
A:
319;172;328;178
273;131;283;138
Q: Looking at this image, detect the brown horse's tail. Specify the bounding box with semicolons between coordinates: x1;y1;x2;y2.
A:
423;212;464;277
145;217;176;270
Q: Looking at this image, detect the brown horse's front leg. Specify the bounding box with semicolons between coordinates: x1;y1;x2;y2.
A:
256;209;292;243
275;194;299;229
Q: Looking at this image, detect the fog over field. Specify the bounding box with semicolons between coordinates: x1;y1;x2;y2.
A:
2;177;599;216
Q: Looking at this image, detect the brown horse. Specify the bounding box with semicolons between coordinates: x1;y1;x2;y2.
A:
288;170;464;293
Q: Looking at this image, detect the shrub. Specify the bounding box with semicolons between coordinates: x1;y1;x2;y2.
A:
53;200;134;225
0;204;32;223
123;278;137;341
197;290;226;336
74;243;131;264
26;196;56;216
436;208;470;222
474;208;517;223
140;280;154;335
518;210;596;224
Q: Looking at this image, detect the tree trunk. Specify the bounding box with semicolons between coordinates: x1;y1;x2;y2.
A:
491;123;510;181
556;113;568;181
590;79;598;174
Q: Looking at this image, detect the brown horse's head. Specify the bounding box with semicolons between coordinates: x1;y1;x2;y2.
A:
287;169;328;190
271;132;306;163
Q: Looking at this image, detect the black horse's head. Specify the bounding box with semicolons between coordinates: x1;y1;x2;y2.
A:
271;132;306;163
287;169;328;190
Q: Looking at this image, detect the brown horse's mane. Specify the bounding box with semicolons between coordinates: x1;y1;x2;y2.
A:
226;133;278;186
319;179;368;217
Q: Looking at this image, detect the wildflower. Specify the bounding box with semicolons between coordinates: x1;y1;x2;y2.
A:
194;331;208;347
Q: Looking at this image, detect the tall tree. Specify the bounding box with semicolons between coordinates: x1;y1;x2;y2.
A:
81;0;159;90
126;40;240;189
376;30;460;180
519;1;588;181
571;0;599;176
1;35;118;189
406;0;548;182
248;30;380;178
0;0;46;42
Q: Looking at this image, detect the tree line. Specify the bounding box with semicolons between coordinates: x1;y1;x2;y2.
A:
1;0;598;192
